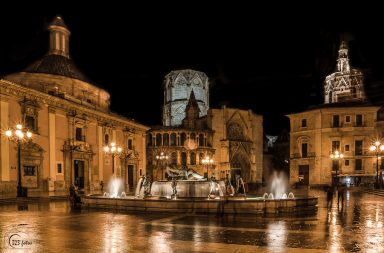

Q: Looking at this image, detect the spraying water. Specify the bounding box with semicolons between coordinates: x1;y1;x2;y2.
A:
108;176;124;198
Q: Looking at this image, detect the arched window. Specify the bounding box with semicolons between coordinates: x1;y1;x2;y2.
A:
170;133;176;146
163;133;169;146
147;134;152;146
104;134;109;145
180;133;186;146
190;133;196;141
156;133;162;146
190;152;196;165
171;152;177;165
181;152;187;166
199;134;204;147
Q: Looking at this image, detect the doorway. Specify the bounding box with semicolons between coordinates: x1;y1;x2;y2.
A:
298;165;309;185
74;160;85;188
230;168;241;186
127;165;134;190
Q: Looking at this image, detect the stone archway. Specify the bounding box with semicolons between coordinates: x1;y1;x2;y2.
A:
229;141;251;184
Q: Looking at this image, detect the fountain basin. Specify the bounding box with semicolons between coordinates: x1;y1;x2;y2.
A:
81;195;318;215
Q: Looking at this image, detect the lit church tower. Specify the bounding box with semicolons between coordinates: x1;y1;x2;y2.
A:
48;16;71;58
324;40;365;103
162;69;209;126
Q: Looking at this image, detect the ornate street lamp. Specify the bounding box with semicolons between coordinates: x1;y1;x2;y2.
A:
104;142;122;176
155;152;168;180
5;124;32;197
369;141;384;189
330;150;343;186
202;155;214;179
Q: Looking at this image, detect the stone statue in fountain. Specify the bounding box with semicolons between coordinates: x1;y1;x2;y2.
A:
142;175;152;197
235;175;246;196
171;176;178;199
165;164;205;180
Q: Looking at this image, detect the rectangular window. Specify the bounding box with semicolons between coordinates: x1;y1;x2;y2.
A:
355;159;362;170
345;160;349;166
333;115;340;127
24;166;35;176
345;115;351;123
75;127;84;141
128;139;133;150
356;114;363;127
355;140;363;155
332;141;340;152
301;119;307;127
57;163;62;174
345;144;350;151
25;115;36;131
301;143;308;157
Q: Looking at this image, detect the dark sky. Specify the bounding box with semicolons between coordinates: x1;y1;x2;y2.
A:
1;9;384;135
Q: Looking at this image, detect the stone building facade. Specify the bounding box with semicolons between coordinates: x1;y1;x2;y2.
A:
148;70;263;187
288;40;383;187
0;16;149;194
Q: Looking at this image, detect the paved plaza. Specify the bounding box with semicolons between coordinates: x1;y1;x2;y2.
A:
0;188;383;252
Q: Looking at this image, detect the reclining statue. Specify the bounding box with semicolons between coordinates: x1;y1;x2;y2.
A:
165;164;205;180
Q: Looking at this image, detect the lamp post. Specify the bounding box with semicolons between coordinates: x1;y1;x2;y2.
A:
104;142;122;176
155;152;168;180
330;150;343;186
5;124;32;197
369;141;384;189
202;155;214;179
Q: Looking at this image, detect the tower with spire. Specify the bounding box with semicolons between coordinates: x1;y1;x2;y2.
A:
324;40;365;104
48;16;71;58
162;69;209;126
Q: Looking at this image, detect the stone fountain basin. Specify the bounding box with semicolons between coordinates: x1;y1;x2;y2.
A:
81;195;318;215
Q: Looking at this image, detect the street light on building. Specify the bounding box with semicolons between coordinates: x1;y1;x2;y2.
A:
330;150;343;186
202;155;214;179
104;142;122;176
155;152;168;180
369;141;384;189
5;124;33;197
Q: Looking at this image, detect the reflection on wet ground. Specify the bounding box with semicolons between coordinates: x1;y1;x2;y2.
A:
0;189;383;252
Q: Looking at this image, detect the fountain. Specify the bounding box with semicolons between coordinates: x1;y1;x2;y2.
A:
82;169;318;215
263;171;295;200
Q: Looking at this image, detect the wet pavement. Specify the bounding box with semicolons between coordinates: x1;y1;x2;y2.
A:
0;189;383;252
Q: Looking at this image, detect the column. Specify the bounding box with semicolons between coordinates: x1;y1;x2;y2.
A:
49;107;56;183
141;133;146;177
98;126;103;181
0;97;10;181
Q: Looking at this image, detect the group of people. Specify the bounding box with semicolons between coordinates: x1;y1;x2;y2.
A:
326;183;345;209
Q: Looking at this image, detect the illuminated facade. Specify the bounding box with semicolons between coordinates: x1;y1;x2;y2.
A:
0;16;149;193
288;40;382;186
148;71;263;186
163;69;209;126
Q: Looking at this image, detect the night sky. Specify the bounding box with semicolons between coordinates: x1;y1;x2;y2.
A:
1;9;384;135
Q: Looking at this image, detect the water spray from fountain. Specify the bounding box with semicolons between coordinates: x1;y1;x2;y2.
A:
106;176;124;198
264;171;294;200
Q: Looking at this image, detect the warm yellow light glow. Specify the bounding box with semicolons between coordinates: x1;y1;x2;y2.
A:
16;124;22;130
104;146;110;152
330;154;334;158
370;146;376;151
26;131;32;138
111;142;116;147
380;145;384;151
15;130;22;137
111;146;116;152
117;147;122;152
340;154;344;158
5;130;12;137
375;141;381;146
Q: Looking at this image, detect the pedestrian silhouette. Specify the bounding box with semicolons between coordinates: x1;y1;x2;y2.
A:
337;183;345;209
326;186;333;208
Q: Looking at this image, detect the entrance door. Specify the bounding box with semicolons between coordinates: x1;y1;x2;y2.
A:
298;165;309;185
74;160;85;188
127;165;134;190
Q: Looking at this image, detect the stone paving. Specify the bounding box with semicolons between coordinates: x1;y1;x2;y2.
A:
0;188;383;252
